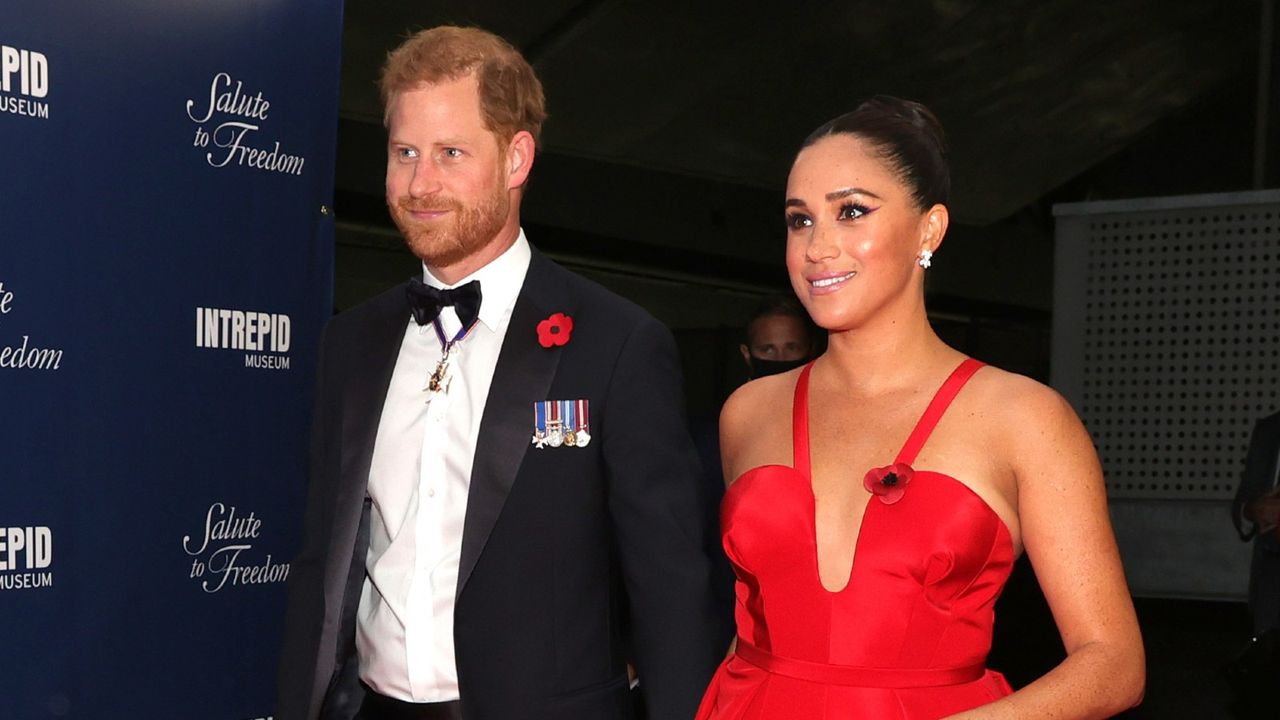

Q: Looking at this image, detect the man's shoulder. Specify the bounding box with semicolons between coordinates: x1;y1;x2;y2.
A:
1256;410;1280;436
314;284;410;364
325;283;407;333
535;252;657;330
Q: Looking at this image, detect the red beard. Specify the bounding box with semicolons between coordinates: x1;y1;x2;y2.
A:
390;185;509;269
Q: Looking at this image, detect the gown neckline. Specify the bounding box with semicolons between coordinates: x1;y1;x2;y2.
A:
731;357;1006;594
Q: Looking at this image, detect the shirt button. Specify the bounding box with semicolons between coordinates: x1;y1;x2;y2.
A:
427;488;436;498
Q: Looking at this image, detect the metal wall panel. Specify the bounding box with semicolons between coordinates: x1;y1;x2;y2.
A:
1053;190;1280;598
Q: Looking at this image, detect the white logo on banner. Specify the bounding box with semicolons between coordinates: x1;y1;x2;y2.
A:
0;281;65;370
0;43;50;120
185;72;306;175
0;526;54;591
195;306;292;370
182;502;290;593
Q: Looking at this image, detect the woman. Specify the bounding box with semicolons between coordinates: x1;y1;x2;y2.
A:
696;97;1144;719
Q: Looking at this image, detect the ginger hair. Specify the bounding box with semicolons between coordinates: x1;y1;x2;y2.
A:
380;25;547;146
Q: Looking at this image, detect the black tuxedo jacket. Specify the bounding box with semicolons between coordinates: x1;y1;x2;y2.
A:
1233;410;1280;632
277;249;725;720
1234;411;1280;547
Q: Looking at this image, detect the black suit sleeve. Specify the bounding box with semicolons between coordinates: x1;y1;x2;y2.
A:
601;315;726;718
1234;417;1279;542
277;322;339;720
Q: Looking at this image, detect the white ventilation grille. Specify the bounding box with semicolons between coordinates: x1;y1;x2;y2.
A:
1054;192;1280;500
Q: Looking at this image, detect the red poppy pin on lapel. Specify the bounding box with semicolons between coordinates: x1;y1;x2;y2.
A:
537;312;573;348
864;463;915;505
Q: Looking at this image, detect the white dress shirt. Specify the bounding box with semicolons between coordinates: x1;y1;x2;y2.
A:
357;232;531;701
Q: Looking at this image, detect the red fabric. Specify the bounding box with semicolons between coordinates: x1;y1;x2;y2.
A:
697;358;1015;719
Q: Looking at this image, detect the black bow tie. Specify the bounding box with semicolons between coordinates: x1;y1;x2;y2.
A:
406;277;483;330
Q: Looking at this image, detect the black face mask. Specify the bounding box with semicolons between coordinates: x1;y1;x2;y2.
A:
748;355;808;379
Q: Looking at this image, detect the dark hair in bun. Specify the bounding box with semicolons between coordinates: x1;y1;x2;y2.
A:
800;95;949;210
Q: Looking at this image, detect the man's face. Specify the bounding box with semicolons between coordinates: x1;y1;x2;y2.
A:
744;314;811;362
385;73;512;272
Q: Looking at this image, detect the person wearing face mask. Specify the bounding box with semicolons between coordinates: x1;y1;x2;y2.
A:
687;294;818;657
696;96;1144;720
739;294;818;380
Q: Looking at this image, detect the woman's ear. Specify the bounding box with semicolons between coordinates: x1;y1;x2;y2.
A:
921;203;949;255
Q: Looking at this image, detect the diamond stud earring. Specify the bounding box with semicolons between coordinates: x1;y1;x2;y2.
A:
918;249;933;269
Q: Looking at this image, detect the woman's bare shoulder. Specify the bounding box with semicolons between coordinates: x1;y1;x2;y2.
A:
722;368;800;426
720;367;802;481
967;364;1078;424
965;363;1093;468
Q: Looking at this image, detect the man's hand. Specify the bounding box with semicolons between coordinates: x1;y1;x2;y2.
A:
1246;491;1280;535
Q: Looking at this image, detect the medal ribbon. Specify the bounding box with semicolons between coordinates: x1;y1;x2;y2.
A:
431;314;479;353
534;401;547;436
424;315;481;393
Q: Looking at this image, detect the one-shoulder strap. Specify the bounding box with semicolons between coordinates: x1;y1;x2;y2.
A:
793;362;816;477
895;358;986;466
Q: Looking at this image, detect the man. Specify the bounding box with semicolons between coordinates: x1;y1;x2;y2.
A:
737;294;815;380
277;26;723;720
1233;409;1280;636
689;294;816;640
694;293;814;487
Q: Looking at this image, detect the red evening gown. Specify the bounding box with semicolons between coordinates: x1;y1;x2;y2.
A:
696;358;1015;719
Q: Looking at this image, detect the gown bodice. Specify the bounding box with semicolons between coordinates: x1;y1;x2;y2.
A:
697;358;1017;719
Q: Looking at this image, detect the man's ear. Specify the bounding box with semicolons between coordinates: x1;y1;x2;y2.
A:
506;130;535;190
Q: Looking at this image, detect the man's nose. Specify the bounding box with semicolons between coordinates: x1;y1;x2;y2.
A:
407;162;442;198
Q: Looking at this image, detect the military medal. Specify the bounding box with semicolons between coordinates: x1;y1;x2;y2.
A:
531;399;591;448
424;315;478;398
426;344;454;393
563;400;578;446
532;401;549;448
574;398;591;447
547;400;564;447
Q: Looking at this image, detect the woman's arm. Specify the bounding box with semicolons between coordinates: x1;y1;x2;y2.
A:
948;381;1145;719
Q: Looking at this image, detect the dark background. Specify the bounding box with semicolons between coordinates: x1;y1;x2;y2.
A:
331;0;1277;408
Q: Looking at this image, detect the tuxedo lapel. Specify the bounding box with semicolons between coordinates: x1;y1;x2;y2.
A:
458;251;572;599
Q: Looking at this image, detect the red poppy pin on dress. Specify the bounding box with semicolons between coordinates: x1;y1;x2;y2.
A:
537;312;573;348
864;462;915;505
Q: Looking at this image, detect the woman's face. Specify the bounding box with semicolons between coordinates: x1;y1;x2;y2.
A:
784;133;938;332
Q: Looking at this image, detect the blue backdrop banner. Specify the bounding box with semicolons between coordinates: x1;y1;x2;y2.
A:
0;2;343;718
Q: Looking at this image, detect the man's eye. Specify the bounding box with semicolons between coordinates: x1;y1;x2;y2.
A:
443;147;464;159
397;147;418;159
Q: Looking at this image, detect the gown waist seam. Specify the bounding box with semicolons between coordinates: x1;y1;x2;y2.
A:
734;639;986;688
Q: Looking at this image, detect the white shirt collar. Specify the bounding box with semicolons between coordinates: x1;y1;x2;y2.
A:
421;229;531;333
